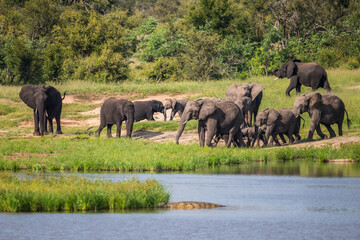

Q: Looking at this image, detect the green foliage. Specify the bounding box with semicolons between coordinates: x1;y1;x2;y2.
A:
145;57;182;82
1;37;44;85
0;173;170;212
0;0;359;84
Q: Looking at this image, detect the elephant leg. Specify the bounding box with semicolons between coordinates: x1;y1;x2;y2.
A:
324;124;336;138
308;111;321;141
116;121;122;138
205;120;217;147
33;109;40;136
48;117;54;133
315;125;327;139
296;82;302;93
107;124;113;138
286;76;299;96
198;122;206;147
55;115;62;134
264;125;276;146
171;110;177;120
279;134;287;144
337;121;343;136
95;121;106;137
272;134;281;146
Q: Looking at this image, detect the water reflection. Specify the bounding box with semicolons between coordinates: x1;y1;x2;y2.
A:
203;160;360;177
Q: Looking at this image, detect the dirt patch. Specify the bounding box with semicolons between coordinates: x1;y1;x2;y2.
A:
345;85;360;90
289;136;360;149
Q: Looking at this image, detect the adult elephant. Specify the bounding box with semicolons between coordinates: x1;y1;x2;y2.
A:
233;97;252;127
164;98;189;121
293;93;351;141
273;59;331;96
175;99;244;147
95;98;134;138
19;84;65;136
252;108;299;146
225;82;264;126
133;100;165;122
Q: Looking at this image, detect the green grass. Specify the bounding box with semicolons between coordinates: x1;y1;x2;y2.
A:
0;137;359;172
0;173;170;212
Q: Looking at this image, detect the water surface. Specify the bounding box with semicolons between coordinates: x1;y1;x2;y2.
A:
1;161;360;240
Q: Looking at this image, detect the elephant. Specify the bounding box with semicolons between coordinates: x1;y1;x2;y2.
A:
241;126;265;147
233;97;252;127
253;108;299;146
19;84;65;136
164;98;189;121
293;92;351;141
175;99;245;147
95;98;134;138
225;82;264;126
273;59;331;96
133;100;165;122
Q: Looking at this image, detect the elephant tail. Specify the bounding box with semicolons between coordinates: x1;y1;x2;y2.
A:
345;109;351;129
62;91;66;100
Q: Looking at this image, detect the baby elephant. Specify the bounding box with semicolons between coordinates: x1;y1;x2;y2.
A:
164;98;189;121
253;108;298;146
241;127;265;147
95;98;135;138
134;100;165;122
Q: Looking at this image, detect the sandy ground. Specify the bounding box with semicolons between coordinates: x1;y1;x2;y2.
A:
18;93;360;147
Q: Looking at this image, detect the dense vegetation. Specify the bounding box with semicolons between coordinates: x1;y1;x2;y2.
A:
0;173;170;212
0;0;359;85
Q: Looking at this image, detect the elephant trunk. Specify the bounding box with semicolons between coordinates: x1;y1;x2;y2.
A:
175;113;190;144
163;108;167;121
38;105;46;136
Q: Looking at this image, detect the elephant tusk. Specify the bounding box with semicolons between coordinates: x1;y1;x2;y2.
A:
273;77;279;81
181;120;187;125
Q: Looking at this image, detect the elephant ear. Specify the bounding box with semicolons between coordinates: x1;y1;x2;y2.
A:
249;83;264;101
308;93;322;109
171;98;177;109
19;85;37;109
267;109;280;126
199;99;216;120
286;60;297;78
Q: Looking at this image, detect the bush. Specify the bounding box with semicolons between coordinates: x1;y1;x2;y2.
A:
145;57;182;82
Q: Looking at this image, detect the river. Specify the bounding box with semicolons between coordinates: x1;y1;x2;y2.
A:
1;161;360;239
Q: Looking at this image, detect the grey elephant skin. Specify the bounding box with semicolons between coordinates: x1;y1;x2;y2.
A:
225;82;264;126
175;99;244;147
293;93;351;141
133;100;165;122
95;98;135;138
19;84;65;136
273;59;331;96
164;98;189;121
241;127;264;147
253;108;300;146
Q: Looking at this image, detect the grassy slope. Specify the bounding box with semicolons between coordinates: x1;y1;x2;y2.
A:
0;69;359;171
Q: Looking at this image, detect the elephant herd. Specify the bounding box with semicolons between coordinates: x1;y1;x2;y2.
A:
19;59;350;147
